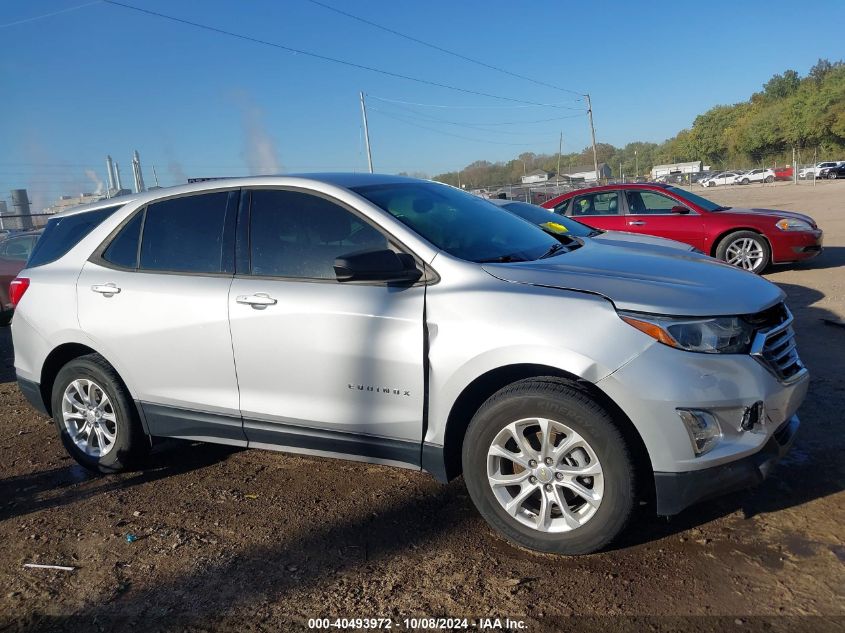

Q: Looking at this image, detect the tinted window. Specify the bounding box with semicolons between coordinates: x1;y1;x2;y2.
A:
665;187;724;211
353;182;558;263
625;190;677;214
28;206;119;268
250;190;388;279
140;192;231;273
103;211;143;268
570;192;619;216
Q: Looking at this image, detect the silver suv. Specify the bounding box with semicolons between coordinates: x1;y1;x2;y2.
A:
12;174;808;554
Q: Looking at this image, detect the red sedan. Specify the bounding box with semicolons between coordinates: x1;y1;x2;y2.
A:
541;183;823;274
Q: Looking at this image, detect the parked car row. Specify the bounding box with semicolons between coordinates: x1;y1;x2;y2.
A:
0;230;42;324
798;161;845;179
699;169;776;187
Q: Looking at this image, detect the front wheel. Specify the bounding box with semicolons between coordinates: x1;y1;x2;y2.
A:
51;354;149;473
716;230;771;274
462;379;636;555
707;181;715;187
740;178;749;185
829;173;838;180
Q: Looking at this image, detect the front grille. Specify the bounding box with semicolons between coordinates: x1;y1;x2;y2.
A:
749;305;806;383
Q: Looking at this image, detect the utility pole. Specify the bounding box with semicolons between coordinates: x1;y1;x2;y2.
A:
359;91;374;173
557;131;563;182
635;149;639;178
585;93;599;182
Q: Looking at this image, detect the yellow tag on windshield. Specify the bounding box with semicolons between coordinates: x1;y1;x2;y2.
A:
541;221;569;234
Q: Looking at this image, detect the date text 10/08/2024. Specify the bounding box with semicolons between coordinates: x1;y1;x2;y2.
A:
307;617;527;630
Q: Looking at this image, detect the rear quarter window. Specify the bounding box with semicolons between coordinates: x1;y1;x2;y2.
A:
27;206;121;268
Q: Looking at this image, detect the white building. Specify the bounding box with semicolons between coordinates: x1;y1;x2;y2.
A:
521;169;552;184
560;163;612;182
651;161;702;178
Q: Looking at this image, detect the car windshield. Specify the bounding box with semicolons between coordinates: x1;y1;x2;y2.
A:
500;201;598;237
665;186;730;211
352;182;561;263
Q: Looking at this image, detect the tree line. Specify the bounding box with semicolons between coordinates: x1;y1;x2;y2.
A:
431;59;845;189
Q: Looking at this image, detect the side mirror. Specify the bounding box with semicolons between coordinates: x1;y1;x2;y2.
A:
671;205;691;214
334;249;422;283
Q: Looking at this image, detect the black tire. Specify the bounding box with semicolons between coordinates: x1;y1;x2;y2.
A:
740;178;749;185
829;172;838;180
715;230;771;274
765;175;774;183
462;378;636;555
707;181;714;187
51;354;149;473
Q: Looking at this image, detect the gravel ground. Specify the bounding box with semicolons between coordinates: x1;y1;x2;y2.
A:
0;181;843;632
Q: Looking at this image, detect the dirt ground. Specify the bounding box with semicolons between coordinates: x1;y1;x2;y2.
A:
0;181;843;633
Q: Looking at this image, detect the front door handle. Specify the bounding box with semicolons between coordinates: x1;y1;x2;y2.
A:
236;293;278;309
629;221;647;226
91;283;121;296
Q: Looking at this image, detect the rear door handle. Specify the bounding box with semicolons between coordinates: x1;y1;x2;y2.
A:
629;221;647;226
91;283;121;296
236;293;278;309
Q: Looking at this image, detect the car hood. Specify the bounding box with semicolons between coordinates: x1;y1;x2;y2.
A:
591;230;695;252
717;207;818;227
482;239;784;316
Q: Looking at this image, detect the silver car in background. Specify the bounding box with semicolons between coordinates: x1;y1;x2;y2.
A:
11;174;807;554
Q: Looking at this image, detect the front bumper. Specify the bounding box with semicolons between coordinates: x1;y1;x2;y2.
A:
654;414;799;515
772;230;823;263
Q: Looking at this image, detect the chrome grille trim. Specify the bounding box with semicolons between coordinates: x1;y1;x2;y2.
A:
750;306;807;384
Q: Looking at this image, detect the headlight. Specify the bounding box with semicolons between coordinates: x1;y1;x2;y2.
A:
618;311;754;353
775;218;813;231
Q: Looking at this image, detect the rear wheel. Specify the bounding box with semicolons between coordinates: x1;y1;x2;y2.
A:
51;354;148;473
462;379;636;555
765;175;774;183
716;230;770;274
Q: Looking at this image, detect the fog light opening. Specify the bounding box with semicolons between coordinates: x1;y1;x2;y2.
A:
677;409;722;456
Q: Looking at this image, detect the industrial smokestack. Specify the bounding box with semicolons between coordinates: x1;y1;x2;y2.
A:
10;189;34;230
106;155;116;191
131;150;146;193
115;161;123;191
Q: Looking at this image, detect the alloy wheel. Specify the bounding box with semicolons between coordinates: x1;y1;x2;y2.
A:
725;237;765;271
486;417;604;533
61;379;118;457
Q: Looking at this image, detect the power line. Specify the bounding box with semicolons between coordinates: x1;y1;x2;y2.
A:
367;95;583;110
0;0;102;29
370;102;586;128
102;0;575;108
305;0;585;98
370;109;553;147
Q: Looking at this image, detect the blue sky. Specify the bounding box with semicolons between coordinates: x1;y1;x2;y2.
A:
2;0;844;210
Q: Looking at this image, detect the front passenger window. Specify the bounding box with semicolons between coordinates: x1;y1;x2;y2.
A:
249;190;388;279
570;192;619;216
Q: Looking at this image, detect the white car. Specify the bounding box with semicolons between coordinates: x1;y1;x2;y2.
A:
734;168;776;185
700;172;739;187
10;174;807;555
798;162;843;179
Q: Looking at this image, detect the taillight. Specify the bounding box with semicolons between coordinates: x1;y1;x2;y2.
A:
9;277;30;307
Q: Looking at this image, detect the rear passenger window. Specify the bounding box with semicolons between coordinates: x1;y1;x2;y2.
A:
249;189;388;279
139;192;233;274
27;206;120;268
103;212;143;268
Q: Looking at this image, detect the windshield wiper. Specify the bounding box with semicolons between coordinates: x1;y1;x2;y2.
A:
477;254;528;263
539;243;566;259
712;205;732;211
